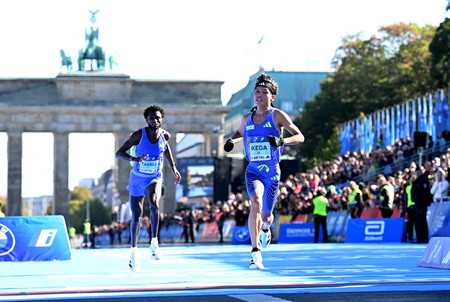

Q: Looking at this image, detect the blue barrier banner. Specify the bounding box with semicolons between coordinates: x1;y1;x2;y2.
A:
278;223;322;243
333;212;348;237
231;226;251;244
0;215;72;261
160;224;183;240
326;212;338;236
418;237;450;269
345;218;404;243
429;202;450;238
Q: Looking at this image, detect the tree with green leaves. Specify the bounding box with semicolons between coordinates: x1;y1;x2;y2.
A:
46;185;112;233
296;23;438;168
429;2;450;88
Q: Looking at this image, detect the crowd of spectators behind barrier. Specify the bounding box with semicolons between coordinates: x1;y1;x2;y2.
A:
88;131;450;245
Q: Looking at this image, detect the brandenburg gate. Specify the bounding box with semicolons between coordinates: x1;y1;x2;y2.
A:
0;73;229;225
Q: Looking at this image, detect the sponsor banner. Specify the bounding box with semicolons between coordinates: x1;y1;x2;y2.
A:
223;220;235;240
0;215;71;261
232;226;251;244
332;211;348;237
278;223;322;243
418;237;450;269
345;218;404;243
274;215;292;239
202;222;218;238
429;202;450;238
326;212;338;236
160;224;184;241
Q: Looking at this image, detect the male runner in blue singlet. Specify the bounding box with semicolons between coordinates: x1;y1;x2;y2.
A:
116;105;181;272
224;74;304;269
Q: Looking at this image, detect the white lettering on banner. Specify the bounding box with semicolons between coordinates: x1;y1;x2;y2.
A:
35;229;57;247
431;241;442;260
443;251;450;264
286;228;312;237
364;235;383;241
365;221;385;235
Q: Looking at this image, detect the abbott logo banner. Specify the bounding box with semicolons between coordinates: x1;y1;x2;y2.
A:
345;218;404;243
0;216;72;261
364;221;385;240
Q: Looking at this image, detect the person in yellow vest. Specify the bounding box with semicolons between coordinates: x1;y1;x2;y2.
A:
68;226;76;248
376;175;394;218
313;187;329;243
348;181;363;218
403;177;416;242
83;219;91;249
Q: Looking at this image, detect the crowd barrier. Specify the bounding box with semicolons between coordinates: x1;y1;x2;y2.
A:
0;215;72;261
91;202;450;247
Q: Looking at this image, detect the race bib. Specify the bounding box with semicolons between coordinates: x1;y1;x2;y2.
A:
249;142;271;161
139;157;159;174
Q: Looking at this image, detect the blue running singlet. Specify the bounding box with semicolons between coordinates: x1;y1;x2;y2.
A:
243;109;283;213
127;128;167;197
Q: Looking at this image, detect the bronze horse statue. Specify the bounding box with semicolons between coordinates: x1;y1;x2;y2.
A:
78;26;105;71
60;50;72;71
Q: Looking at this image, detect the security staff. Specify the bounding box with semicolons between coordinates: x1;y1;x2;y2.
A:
411;162;433;243
348;181;363;218
404;178;415;242
83;219;91;249
377;175;394;218
313;187;329;243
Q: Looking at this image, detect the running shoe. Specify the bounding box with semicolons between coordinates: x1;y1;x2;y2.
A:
129;251;140;272
259;228;271;249
150;242;161;260
249;251;264;269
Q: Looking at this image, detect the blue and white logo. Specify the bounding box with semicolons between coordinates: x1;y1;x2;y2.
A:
364;221;385;241
235;227;250;243
0;223;16;256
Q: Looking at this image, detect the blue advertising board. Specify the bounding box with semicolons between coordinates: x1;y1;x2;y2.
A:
418;237;450;270
232;226;251;244
345;217;404;243
278;223;323;243
429;202;450;238
0;215;72;261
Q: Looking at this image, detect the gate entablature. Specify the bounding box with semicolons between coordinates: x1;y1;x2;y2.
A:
0;74;229;224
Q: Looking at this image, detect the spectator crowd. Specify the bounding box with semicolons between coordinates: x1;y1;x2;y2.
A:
88;132;450;246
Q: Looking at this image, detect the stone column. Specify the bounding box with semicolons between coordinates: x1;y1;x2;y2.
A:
161;134;177;214
114;132;132;209
7;131;22;216
53;132;70;225
203;132;221;157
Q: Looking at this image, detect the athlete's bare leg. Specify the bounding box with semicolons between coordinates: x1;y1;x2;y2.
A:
146;181;163;239
248;193;263;250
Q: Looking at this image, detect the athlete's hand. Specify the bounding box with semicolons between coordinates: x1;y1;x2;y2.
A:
224;138;234;152
268;136;284;147
134;154;149;164
173;169;181;185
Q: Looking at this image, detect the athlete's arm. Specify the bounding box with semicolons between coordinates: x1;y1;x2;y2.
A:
163;130;181;185
274;109;305;145
229;113;249;142
115;129;143;162
224;114;249;152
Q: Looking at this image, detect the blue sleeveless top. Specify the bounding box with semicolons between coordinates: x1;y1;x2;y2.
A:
243;109;283;167
131;128;167;177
